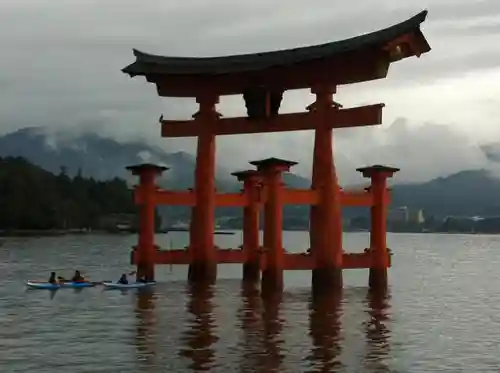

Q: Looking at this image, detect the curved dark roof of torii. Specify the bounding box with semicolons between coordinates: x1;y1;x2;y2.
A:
122;10;429;77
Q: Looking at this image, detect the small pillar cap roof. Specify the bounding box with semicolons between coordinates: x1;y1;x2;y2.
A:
126;163;169;175
231;169;262;180
356;164;400;177
249;157;298;169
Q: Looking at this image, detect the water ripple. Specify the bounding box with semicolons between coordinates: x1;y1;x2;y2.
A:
2;233;500;371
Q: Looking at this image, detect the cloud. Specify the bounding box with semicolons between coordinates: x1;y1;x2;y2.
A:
0;0;500;185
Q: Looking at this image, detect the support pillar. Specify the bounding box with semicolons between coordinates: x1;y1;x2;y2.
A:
309;86;343;293
357;165;399;290
232;170;263;283
126;163;167;281
188;94;220;283
250;157;297;294
188;188;197;257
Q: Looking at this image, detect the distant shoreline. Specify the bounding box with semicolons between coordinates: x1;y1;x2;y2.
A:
0;229;136;237
0;229;493;237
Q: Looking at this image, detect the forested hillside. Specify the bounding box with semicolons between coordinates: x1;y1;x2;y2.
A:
0;157;137;230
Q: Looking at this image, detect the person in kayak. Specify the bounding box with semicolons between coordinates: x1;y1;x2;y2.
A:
71;270;86;283
48;272;59;284
117;273;129;285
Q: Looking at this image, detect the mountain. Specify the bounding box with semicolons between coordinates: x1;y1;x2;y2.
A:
0;156;137;231
0;127;311;191
391;169;500;218
2;127;500;225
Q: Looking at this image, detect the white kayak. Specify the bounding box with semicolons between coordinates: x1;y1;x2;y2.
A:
26;281;95;289
102;281;156;289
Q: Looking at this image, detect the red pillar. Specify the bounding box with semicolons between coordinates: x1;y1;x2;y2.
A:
309;86;343;292
232;170;263;283
187;188;197;256
250;157;297;293
188;94;220;283
357;165;399;290
126;163;167;281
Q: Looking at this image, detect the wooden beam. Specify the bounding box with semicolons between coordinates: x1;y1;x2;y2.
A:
215;193;248;207
139;190;248;207
341;190;373;207
133;249;388;269
136;188;388;207
282;189;318;205
161;104;384;137
281;189;375;206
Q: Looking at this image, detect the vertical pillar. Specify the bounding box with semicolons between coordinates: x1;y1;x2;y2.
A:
188;94;220;283
126;163;167;281
357;165;399;290
187;188;197;255
309;86;343;293
232;170;263;283
250;157;297;293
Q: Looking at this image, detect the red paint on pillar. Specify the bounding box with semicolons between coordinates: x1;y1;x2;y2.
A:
309;86;343;291
357;165;399;289
126;163;167;281
264;171;283;272
250;158;297;292
232;170;263;282
188;188;197;261
188;95;220;282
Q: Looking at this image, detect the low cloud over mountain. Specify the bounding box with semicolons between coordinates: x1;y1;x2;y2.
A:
3;126;500;220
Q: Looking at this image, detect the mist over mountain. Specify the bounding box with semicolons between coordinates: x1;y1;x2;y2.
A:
2;126;500;222
479;143;500;164
0;127;311;191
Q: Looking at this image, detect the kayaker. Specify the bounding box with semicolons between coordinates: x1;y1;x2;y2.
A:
71;270;86;283
117;273;129;285
48;272;58;284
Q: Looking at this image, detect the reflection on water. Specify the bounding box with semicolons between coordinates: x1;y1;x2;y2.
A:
179;283;219;372
307;291;344;372
238;283;286;372
127;283;394;372
261;290;286;372
238;283;264;371
363;289;392;372
135;290;158;368
4;233;500;372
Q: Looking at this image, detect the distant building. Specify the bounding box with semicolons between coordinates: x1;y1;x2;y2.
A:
408;209;425;224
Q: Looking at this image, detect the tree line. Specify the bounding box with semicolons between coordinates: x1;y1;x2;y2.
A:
0;157;138;230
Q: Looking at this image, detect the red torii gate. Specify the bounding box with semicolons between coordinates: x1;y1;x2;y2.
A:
122;10;431;292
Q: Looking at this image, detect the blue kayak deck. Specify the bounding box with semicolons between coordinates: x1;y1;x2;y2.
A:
26;281;95;289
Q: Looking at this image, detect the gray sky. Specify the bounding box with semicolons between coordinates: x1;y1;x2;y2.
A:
1;0;500;185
